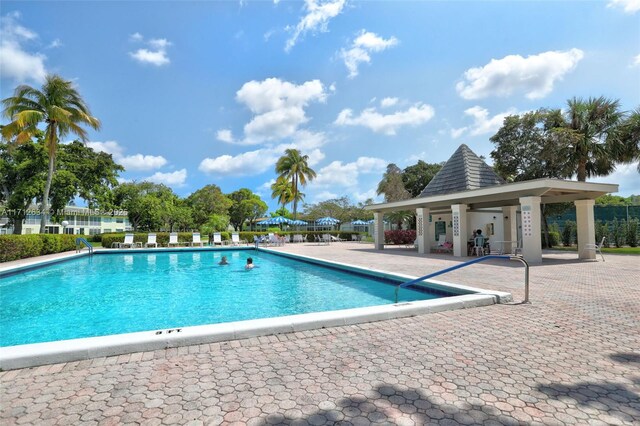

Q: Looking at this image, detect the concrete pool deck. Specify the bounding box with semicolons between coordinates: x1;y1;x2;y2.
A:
1;242;639;425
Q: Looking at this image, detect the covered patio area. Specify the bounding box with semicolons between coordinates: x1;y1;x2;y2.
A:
365;178;618;264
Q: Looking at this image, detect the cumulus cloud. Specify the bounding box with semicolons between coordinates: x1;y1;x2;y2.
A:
285;0;347;52
335;103;435;135
456;49;584;100
221;78;327;145
145;169;187;186
200;131;327;176
313;157;387;187
87;141;168;171
0;12;47;83
608;0;640;13
594;162;640;195
340;30;398;78
451;106;518;138
632;54;640;67
129;34;171;66
380;97;399;108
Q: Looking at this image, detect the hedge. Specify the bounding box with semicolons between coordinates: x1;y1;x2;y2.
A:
0;234;77;262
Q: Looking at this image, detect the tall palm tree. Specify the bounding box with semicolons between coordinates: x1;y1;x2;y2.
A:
2;75;101;233
551;97;624;181
274;149;316;219
615;107;640;173
270;175;293;212
376;163;410;202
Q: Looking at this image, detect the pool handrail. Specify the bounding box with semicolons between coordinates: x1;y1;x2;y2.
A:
75;237;94;254
395;255;529;304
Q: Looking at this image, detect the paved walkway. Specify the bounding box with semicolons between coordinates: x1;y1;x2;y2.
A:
1;243;639;425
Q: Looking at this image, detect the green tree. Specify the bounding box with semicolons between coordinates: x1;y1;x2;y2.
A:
2;75;101;233
402;161;443;197
377;164;411;202
185;184;232;228
274;149;316;219
595;194;631;206
0;140;46;234
113;182;176;231
270;176;293;212
550;97;625;181
228;188;268;231
302;196;372;224
615;107;640;172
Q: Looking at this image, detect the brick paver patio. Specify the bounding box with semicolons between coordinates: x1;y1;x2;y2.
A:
1;243;639;425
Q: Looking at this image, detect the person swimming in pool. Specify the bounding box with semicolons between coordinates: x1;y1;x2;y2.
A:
245;257;254;270
218;256;229;265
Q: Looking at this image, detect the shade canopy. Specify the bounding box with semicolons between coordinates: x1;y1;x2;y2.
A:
261;216;292;225
351;220;367;225
316;217;340;225
289;219;308;225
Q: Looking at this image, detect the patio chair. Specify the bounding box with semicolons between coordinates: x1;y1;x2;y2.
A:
118;233;138;249
330;235;344;242
293;234;303;243
351;234;360;242
231;233;247;246
190;232;204;247
321;234;331;245
472;235;486;256
145;233;158;248
168;232;181;247
582;236;606;261
212;232;227;246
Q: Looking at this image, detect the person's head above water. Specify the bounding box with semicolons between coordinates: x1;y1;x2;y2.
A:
245;257;254;269
219;256;229;265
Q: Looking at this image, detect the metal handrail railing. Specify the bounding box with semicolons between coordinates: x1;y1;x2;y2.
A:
395;255;530;303
75;237;94;254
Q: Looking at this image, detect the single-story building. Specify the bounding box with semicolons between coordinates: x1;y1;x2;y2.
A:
365;144;618;264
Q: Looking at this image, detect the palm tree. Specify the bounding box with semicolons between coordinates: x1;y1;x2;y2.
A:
274;149;316;219
377;163;410;202
2;75;100;233
551;97;624;181
270;175;293;212
615;107;640;172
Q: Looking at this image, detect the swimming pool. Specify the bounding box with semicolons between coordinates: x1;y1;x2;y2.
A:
0;250;455;347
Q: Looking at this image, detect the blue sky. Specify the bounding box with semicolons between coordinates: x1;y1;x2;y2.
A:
1;0;639;211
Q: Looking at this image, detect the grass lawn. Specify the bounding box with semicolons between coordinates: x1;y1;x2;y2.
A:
551;246;640;255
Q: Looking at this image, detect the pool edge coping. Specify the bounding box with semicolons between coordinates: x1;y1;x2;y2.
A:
0;248;513;371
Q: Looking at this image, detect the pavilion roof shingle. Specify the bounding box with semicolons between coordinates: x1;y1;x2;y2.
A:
418;144;506;197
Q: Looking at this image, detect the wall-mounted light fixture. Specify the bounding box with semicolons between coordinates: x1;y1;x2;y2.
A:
492;216;496;220
504;216;509;220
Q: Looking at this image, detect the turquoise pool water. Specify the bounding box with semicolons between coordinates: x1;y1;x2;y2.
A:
0;250;452;347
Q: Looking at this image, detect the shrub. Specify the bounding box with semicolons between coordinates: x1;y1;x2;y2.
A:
561;220;576;247
384;229;416;245
611;218;626;248
0;234;78;262
595;220;610;247
627;219;639;247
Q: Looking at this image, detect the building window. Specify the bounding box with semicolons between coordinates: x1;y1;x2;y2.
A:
116;218;124;224
25;228;32;235
103;229;112;233
45;226;60;234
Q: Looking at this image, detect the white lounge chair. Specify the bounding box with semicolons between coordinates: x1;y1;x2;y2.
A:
582;236;606;261
118;233;138;249
293;234;304;243
321;234;331;245
145;233;158;248
231;233;246;246
168;232;181;247
212;232;227;246
330;235;344;242
190;232;204;247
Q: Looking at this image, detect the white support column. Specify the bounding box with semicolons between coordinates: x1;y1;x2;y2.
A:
416;207;430;254
374;212;385;250
451;204;468;258
502;206;518;254
575;199;596;260
519;196;542;264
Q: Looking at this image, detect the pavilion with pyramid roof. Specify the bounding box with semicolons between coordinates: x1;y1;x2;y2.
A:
365;144;618;263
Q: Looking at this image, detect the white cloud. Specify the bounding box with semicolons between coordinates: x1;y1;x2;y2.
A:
221;78;327;145
632;54;640;67
596;162;640;196
285;0;347;52
48;39;62;49
145;169;187;187
608;0;640;13
340;30;398;78
456;48;584;100
129;33;171;66
352;188;379;203
200;130;328;177
452;106;518;138
335;103;435;135
217;129;234;143
380;97;399;108
87;141;168;171
0;12;47;83
313;191;338;201
313;157;386;187
199;148;280;176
